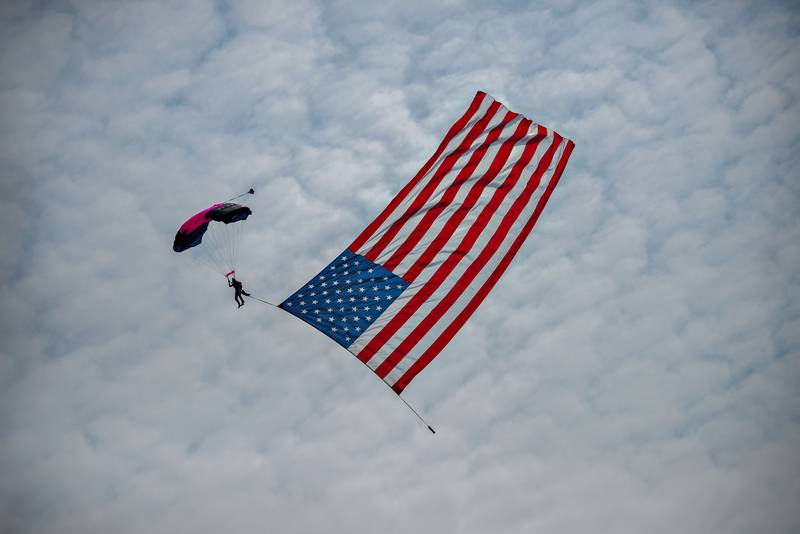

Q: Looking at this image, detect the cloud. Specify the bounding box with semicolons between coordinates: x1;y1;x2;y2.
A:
1;0;798;533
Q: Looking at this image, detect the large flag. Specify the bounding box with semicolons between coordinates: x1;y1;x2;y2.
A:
280;91;575;393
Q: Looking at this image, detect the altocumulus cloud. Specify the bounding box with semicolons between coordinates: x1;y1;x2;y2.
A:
0;0;798;533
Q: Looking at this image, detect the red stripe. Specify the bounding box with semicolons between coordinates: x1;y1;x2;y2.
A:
372;129;559;378
400;118;535;282
391;140;575;393
357;126;554;366
363;101;503;262
381;111;521;272
348;92;488;253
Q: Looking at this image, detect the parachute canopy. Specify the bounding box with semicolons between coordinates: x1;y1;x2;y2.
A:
173;202;251;252
173;201;252;274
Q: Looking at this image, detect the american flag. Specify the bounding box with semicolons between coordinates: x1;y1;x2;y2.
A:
281;91;575;393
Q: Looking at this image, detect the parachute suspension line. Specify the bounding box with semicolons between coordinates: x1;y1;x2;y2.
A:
225;222;235;270
201;223;229;273
192;234;222;274
219;222;233;273
229;219;243;271
224;222;237;273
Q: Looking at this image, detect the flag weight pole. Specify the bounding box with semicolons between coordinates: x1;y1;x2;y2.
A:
395;392;436;434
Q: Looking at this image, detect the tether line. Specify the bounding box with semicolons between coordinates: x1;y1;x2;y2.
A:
244;293;280;308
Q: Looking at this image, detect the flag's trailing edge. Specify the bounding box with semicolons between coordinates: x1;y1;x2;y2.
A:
280;91;575;393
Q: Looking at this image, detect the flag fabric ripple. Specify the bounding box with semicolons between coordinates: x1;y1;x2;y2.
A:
280;91;575;393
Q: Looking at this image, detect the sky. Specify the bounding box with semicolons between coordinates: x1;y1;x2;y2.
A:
0;0;798;533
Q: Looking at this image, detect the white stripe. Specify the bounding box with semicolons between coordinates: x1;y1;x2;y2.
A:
348;132;555;364
382;140;569;387
348;132;559;368
356;136;559;374
386;119;536;276
353;96;506;256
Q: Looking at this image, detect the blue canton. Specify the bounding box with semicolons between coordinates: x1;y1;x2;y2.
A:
279;249;409;348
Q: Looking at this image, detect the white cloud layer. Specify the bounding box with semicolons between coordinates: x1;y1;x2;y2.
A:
1;0;798;533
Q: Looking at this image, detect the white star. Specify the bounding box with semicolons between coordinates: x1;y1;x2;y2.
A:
308;284;315;289
337;298;343;303
347;288;353;293
332;327;338;332
376;305;383;311
368;268;374;273
319;275;326;280
353;316;360;321
364;306;370;311
365;315;372;321
301;309;307;314
362;296;368;302
374;296;380;301
316;318;322;322
355;327;361;332
358;287;365;293
332;280;339;286
312;299;318;305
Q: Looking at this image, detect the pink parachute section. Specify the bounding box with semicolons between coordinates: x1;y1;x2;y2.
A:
177;203;223;235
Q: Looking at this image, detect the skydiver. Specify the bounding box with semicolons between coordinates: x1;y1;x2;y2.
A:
228;275;250;308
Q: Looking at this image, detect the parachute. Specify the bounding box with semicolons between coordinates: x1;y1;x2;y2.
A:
173;193;253;275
